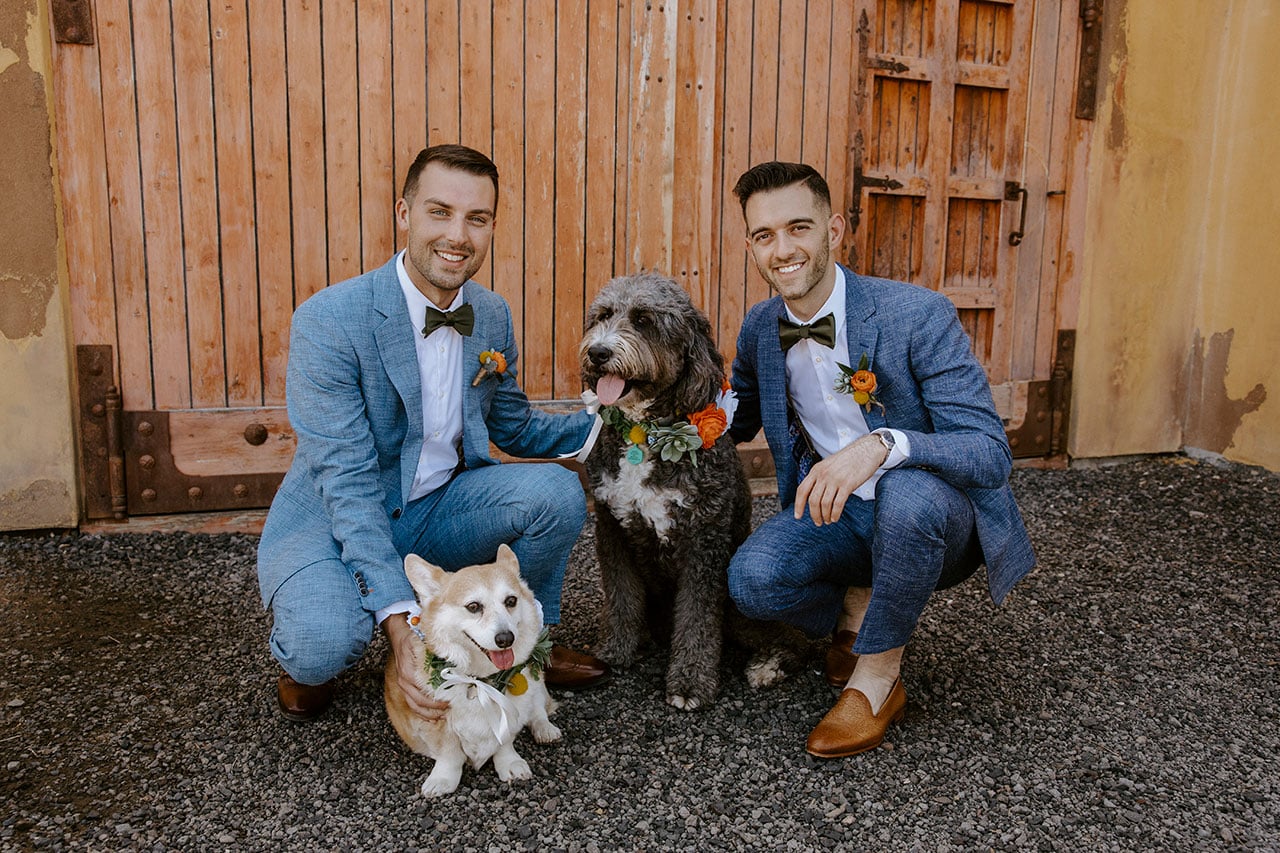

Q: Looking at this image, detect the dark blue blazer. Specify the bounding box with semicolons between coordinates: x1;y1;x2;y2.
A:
728;265;1034;603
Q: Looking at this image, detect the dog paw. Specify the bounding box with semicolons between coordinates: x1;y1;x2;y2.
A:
495;755;532;782
667;693;706;711
745;652;788;688
420;773;461;798
530;719;562;743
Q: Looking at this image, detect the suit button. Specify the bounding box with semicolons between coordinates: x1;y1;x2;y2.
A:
391;508;402;519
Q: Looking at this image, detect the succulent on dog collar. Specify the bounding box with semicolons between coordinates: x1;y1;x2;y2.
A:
599;382;733;467
421;627;553;695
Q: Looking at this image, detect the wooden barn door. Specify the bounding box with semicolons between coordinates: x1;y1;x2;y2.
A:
847;0;1083;456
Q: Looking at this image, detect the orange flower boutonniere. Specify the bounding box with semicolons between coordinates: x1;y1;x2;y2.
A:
472;350;508;386
836;353;885;413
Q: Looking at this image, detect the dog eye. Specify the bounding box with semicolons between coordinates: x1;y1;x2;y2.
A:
632;311;652;328
595;307;613;322
465;601;483;614
504;595;517;609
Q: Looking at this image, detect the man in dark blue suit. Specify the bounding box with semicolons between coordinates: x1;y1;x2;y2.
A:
726;162;1035;757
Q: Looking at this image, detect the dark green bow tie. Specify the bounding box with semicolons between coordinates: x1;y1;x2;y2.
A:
422;303;475;338
778;313;836;351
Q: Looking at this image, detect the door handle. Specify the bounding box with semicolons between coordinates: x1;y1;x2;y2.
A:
1005;181;1028;246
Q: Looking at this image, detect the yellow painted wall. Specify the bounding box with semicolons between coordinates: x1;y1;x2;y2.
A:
1073;0;1279;469
0;1;78;530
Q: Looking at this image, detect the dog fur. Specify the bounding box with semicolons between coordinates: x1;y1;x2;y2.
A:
384;545;560;798
580;271;807;710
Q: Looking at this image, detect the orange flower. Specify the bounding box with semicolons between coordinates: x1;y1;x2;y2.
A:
850;369;877;393
688;403;727;449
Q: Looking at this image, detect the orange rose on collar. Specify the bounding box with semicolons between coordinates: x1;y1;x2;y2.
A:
687;402;728;449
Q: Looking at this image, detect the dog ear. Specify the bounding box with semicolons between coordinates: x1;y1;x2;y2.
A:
671;310;725;416
494;543;519;569
403;553;446;605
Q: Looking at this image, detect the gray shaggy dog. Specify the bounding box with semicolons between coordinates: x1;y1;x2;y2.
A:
580;272;808;710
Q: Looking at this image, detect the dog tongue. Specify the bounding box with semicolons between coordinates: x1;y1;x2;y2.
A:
596;374;626;406
487;648;515;670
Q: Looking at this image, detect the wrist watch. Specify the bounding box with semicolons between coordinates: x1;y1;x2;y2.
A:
875;430;895;455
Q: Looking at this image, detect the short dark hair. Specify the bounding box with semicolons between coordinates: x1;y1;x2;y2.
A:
401;144;500;209
732;161;831;215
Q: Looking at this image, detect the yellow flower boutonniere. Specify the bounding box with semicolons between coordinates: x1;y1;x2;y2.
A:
836;353;885;413
471;350;509;386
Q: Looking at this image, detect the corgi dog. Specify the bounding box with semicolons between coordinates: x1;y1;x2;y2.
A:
384;545;561;797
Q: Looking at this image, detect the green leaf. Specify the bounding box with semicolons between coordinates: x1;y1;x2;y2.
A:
857;352;869;370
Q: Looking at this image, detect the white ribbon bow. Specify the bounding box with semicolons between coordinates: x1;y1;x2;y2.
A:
438;667;518;743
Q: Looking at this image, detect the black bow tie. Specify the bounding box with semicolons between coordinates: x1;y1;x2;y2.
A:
778;313;836;351
422;303;475;338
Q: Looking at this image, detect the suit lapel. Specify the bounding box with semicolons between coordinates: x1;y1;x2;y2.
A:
756;298;790;431
371;258;424;444
841;265;885;430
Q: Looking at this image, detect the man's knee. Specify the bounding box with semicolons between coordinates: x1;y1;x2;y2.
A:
874;469;958;541
727;544;783;621
271;613;371;684
524;464;588;531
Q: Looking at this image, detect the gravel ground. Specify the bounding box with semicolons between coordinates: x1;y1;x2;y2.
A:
1;454;1278;852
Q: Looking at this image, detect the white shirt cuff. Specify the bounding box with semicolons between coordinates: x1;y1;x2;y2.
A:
376;599;421;626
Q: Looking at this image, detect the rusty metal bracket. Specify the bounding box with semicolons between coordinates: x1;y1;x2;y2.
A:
123;411;285;516
1075;0;1104;120
51;0;95;45
1049;329;1075;456
76;345;125;519
1006;381;1053;458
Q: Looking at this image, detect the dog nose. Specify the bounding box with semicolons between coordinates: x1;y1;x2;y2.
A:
494;630;514;649
588;344;612;366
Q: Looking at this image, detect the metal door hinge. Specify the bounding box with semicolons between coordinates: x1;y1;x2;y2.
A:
77;345;126;519
1075;0;1104;120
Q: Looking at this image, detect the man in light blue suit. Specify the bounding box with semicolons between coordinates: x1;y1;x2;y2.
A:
726;162;1035;757
258;145;609;722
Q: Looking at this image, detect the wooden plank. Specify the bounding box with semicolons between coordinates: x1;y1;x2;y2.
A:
958;61;1011;89
457;1;493;290
286;0;327;302
714;0;754;355
52;29;116;352
426;0;460;145
800;0;833;175
392;0;427;254
490;3;524;347
745;0;780;308
248;0;293;405
613;2;632;276
132;0;190;409
672;0;719;318
322;1;361;284
522;0;556;397
96;0;152;409
168;408;295;476
210;0;262;407
554;0;588;398
828;0;857;267
583;0;620;306
946;175;1003;199
358;1;396;271
775;0;806;162
923;0;959;294
626;0;675;273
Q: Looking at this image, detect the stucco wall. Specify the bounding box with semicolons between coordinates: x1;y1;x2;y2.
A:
1073;0;1278;470
0;1;78;530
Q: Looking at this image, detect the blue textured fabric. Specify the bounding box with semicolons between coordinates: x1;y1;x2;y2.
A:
727;266;1035;626
257;256;593;680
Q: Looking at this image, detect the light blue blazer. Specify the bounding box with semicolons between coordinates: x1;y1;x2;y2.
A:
257;256;593;613
728;265;1035;604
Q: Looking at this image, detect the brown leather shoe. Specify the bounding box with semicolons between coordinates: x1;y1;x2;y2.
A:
824;629;859;688
543;645;611;690
276;672;335;722
806;678;906;758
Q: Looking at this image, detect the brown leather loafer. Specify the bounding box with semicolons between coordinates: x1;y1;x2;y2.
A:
806;678;906;758
543;645;611;690
276;672;335;722
824;629;859;688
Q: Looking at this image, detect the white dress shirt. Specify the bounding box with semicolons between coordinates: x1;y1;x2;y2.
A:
784;266;910;501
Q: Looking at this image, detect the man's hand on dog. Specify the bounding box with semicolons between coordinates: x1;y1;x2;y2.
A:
794;434;889;526
382;614;450;721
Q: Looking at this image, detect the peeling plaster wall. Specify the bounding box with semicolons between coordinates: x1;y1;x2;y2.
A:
0;2;78;529
1072;0;1280;472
